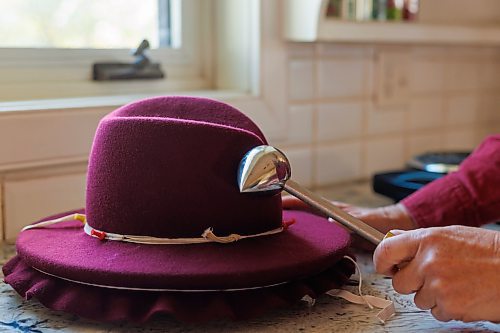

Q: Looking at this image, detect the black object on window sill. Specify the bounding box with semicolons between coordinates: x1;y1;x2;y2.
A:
93;39;165;81
372;151;470;202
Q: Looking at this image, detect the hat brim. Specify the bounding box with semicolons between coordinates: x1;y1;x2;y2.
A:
16;210;351;291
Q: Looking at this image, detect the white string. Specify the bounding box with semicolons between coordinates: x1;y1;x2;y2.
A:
30;266;288;292
325;255;396;323
82;223;287;244
21;213;86;231
344;256;373;309
22;213;290;245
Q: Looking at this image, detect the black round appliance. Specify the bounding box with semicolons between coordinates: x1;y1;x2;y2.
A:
372;151;470;202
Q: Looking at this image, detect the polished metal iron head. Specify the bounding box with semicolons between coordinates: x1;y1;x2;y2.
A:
237;145;291;193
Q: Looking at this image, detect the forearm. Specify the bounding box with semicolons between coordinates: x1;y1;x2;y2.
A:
402;172;481;228
402;135;500;228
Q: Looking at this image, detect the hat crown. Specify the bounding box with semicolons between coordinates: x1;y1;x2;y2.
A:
85;96;283;238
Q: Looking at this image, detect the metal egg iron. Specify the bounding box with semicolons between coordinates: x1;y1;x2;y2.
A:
238;145;385;245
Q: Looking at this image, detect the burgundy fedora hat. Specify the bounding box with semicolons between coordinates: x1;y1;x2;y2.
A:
3;96;354;322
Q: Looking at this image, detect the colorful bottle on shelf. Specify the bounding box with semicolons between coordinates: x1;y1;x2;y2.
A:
343;0;357;20
326;0;417;22
403;0;419;21
326;0;343;17
354;0;373;21
387;0;403;20
372;0;387;21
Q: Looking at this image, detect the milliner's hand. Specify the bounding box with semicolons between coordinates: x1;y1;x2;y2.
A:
282;196;416;249
282;196;415;233
281;195;350;216
373;226;500;322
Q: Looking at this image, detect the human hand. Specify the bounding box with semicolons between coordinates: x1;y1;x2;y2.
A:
281;195;351;216
282;196;415;250
373;226;500;322
282;195;416;237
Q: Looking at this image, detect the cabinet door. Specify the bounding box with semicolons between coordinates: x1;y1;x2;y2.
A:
4;173;86;241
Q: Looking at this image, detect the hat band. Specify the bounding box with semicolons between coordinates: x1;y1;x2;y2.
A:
22;213;296;245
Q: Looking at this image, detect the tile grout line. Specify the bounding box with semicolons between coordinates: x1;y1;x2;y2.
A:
0;180;4;242
311;43;319;190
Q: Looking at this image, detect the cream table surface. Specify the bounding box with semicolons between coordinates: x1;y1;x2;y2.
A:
1;182;499;333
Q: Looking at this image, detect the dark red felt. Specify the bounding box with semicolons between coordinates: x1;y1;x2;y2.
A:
4;96;355;322
16;210;351;290
112;96;266;142
3;254;354;323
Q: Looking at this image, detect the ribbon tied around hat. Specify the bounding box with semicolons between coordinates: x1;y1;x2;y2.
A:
21;213;296;245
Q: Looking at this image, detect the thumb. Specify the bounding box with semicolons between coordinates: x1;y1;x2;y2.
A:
373;229;422;276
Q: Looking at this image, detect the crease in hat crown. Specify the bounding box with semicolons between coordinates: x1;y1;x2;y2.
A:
84;96;284;241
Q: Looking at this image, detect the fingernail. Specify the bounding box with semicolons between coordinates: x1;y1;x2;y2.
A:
383;231;395;240
385;229;405;239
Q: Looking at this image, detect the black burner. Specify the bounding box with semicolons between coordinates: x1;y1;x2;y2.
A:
372;151;470;202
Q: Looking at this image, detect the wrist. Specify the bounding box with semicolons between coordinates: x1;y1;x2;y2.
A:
359;204;417;234
384;203;417;231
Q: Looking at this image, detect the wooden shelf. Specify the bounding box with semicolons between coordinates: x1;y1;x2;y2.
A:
284;0;500;45
318;20;500;45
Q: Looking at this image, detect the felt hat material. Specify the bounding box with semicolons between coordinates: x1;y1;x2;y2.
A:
3;96;353;322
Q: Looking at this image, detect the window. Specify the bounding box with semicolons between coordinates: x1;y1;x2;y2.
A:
0;0;212;101
0;0;180;49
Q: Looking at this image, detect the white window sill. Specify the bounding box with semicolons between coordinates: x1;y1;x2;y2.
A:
0;89;250;114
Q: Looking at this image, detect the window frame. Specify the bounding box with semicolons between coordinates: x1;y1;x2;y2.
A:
0;0;213;101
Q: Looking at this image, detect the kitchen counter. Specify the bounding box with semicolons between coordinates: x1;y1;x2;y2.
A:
1;182;499;333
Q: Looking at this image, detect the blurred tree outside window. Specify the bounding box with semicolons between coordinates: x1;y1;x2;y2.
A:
0;0;180;49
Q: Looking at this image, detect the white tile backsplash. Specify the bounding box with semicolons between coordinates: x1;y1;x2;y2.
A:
284;43;499;185
410;60;445;95
286;105;314;145
287;43;315;58
478;96;500;125
288;60;315;101
410;46;446;58
316;142;362;185
317;59;367;99
366;105;406;135
444;128;477;150
281;147;314;188
408;132;444;158
364;137;405;176
374;51;411;106
444;47;492;62
445;95;477;126
479;63;500;92
317;44;372;59
409;97;444;130
444;62;480;92
317;102;363;142
477;127;500;143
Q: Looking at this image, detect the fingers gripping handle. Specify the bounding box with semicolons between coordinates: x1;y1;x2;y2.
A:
284;179;386;245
